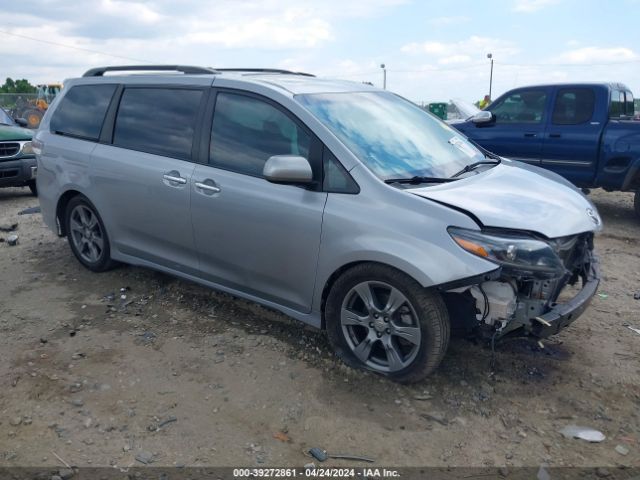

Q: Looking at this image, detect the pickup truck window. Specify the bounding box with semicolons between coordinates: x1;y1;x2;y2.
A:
490;90;546;124
552;88;595;125
625;91;635;116
610;89;626;118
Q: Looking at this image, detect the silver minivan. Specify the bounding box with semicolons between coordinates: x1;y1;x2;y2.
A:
35;66;601;383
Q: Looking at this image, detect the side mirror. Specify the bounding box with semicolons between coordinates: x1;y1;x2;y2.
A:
14;118;28;127
471;111;495;125
263;155;313;184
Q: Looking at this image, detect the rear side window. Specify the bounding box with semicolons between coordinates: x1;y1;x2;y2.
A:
490;89;547;124
551;88;595;125
210;92;311;177
114;88;203;160
50;84;116;141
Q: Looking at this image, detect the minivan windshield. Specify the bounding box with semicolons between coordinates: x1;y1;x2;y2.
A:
296;91;486;181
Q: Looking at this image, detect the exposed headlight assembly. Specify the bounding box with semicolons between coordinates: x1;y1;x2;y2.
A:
20;141;34;155
448;227;566;278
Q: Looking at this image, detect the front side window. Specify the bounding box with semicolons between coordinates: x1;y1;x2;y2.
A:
210;92;311;177
113;88;202;160
50;84;116;141
296;91;484;181
489;90;547;124
552;88;595;125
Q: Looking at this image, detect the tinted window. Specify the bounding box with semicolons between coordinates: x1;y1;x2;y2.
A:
552;88;595;125
50;84;116;140
490;90;547;124
210;92;311;177
114;88;202;160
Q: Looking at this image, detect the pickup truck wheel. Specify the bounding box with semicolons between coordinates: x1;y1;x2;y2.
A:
325;263;450;383
635;191;640;219
65;196;116;272
27;181;37;196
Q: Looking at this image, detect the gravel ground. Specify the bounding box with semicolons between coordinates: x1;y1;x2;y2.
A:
0;186;638;471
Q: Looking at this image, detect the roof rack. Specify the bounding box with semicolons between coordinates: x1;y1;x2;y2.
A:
83;65;219;77
214;68;315;77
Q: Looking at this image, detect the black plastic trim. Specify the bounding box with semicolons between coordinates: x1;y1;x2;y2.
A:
83;65;218;77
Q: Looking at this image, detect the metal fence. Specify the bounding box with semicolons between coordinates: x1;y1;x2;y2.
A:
0;93;38;111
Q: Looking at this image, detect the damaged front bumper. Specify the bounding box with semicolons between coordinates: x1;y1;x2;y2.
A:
529;257;599;338
443;233;600;340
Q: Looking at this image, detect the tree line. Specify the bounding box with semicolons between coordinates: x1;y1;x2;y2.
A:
0;78;37;94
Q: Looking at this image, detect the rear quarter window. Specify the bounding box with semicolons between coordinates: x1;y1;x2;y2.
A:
50;84;117;141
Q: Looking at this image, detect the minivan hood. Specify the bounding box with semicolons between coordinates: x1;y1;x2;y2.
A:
410;161;601;239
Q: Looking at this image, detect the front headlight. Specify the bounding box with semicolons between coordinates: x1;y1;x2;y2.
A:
20;141;34;155
448;227;566;277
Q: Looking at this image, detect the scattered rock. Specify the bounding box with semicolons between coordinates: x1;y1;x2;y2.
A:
9;417;22;427
70;399;84;407
0;223;17;232
413;394;433;401
58;468;75;479
18;206;41;215
421;412;448;425
6;234;18;246
135;451;154;464
595;467;611;478
614;444;629;456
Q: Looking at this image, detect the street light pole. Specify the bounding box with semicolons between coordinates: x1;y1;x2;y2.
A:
487;53;493;99
380;63;386;89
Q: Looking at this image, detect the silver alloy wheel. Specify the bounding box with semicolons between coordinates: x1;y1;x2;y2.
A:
340;281;422;373
69;205;105;263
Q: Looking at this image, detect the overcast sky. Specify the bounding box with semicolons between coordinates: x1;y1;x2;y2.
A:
2;0;639;102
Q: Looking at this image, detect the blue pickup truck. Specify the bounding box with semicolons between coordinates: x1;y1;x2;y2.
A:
452;83;640;217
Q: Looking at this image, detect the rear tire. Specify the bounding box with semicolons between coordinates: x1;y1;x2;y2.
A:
325;263;450;383
65;196;116;272
635;190;640;219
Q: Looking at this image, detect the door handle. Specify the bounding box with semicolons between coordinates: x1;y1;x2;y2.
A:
195;181;221;194
549;133;562;138
523;132;537;138
163;173;187;185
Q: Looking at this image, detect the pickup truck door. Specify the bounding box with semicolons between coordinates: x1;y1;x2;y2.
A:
464;87;552;164
540;87;603;186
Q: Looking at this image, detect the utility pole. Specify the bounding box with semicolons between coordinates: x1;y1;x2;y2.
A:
380;63;387;89
487;53;494;99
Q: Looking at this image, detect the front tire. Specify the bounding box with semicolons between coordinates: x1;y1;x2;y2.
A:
325;263;450;383
27;180;37;196
65;196;116;272
634;190;640;219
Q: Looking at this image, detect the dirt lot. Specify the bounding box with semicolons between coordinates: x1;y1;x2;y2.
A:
0;187;639;472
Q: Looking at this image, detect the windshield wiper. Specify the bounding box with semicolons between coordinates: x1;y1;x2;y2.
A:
384;175;458;185
450;158;501;178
